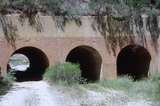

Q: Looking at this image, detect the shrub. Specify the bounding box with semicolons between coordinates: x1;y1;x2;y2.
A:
0;73;14;95
96;73;160;101
2;72;15;84
44;62;85;85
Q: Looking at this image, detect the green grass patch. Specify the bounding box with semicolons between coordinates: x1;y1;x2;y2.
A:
44;63;160;102
0;73;14;95
98;76;133;91
87;73;160;101
80;73;160;102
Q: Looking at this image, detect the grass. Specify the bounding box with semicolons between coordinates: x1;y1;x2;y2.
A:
0;73;14;96
83;73;160;101
44;62;160;102
0;82;11;96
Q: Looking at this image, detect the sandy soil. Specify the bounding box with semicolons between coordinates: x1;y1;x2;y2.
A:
0;81;159;106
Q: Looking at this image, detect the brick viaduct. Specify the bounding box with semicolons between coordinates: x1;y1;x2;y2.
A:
0;15;159;82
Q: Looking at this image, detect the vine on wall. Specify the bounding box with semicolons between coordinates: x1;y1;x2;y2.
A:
89;0;160;55
147;15;160;51
52;15;82;31
92;14;134;56
0;15;18;48
0;0;84;48
0;0;160;55
92;13;160;55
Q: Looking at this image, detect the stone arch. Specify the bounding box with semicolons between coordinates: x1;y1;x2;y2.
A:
7;46;49;82
66;45;102;82
117;44;151;80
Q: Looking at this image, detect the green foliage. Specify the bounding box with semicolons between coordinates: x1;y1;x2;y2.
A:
39;0;64;15
124;0;150;8
0;0;83;47
95;73;160;101
156;0;160;9
0;0;159;16
0;73;14;95
99;76;133;91
44;62;85;85
0;0;159;52
2;72;16;84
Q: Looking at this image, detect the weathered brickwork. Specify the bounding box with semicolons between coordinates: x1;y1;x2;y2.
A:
0;15;159;80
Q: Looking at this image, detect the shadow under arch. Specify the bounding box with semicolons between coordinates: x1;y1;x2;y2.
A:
66;45;102;82
117;44;151;80
7;46;49;82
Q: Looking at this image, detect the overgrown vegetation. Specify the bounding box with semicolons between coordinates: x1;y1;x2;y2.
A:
84;73;160;101
89;0;160;54
43;62;86;85
0;0;160;53
0;73;14;95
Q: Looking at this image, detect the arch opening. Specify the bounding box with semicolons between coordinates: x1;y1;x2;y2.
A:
8;54;30;72
117;45;151;80
66;46;102;82
7;47;49;82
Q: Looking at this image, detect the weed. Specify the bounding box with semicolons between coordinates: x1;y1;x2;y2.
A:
85;73;160;101
0;73;14;95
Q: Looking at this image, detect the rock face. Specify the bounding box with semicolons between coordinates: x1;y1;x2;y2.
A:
0;15;159;81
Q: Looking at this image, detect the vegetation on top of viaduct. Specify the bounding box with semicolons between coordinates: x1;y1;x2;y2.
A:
0;0;160;55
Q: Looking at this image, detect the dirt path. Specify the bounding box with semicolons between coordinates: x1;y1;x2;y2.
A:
0;81;159;106
0;81;62;106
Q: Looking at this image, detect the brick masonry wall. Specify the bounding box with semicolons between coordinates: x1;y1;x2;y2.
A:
0;15;159;80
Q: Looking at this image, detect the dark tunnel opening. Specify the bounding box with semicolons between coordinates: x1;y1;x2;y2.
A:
117;45;151;80
7;47;49;82
66;46;102;82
